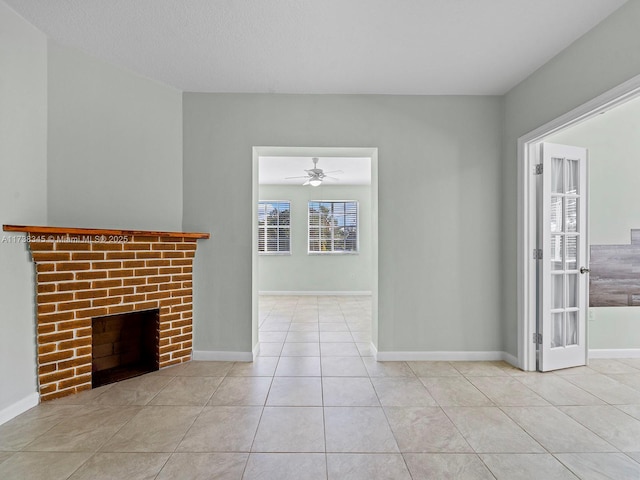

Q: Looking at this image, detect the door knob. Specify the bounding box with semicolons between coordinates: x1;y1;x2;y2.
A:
580;267;590;274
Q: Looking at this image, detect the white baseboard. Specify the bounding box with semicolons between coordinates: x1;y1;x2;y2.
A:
370;341;378;359
589;348;640;359
371;346;519;367
0;392;39;426
501;351;519;368
374;350;507;362
259;291;372;296
252;343;260;361
192;350;253;362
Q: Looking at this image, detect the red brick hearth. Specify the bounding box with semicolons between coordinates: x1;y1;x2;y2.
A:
2;225;209;401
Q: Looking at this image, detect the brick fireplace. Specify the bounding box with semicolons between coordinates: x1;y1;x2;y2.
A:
3;225;209;401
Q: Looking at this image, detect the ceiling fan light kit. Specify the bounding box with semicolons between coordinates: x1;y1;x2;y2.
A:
284;157;343;186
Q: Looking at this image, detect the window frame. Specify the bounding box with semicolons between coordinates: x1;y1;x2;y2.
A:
307;200;359;255
258;200;292;255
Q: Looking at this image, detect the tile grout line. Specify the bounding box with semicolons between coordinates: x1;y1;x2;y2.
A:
5;296;640;478
317;297;331;479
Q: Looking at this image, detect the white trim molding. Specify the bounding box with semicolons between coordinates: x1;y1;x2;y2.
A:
369;341;378;360
259;291;372;296
192;350;253;362
252;342;261;361
374;350;517;364
0;392;39;426
502;351;519;368
589;349;640;359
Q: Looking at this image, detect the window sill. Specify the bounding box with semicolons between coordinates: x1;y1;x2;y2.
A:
307;251;359;256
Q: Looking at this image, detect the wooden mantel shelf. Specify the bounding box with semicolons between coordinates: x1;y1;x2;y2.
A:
3;224;210;240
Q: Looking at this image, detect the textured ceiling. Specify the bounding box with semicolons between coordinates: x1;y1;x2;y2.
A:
4;0;626;94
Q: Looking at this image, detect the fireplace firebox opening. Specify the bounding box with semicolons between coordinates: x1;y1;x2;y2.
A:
92;309;160;388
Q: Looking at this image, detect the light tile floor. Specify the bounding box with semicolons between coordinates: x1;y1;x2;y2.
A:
1;295;640;478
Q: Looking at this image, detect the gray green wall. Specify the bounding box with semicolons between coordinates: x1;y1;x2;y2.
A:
47;42;183;230
4;0;640;418
547;96;640;350
183;94;503;354
502;0;640;356
258;184;372;293
0;2;47;415
0;9;184;416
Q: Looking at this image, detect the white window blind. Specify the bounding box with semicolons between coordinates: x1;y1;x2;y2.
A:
308;201;358;253
258;201;291;254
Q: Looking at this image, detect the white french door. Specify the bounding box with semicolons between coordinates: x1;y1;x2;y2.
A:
539;142;589;371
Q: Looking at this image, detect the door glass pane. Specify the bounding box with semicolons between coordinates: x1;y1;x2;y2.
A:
551;312;564;348
551;236;563;271
552;157;564;193
566;197;578;233
567;159;579;195
566;236;577;271
551;197;563;232
567;274;578;308
552;274;564;309
566;311;578;346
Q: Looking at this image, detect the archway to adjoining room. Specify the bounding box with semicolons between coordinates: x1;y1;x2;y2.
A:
252;146;379;361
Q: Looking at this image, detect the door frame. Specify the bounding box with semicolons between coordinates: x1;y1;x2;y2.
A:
252;146;379;359
517;74;640;371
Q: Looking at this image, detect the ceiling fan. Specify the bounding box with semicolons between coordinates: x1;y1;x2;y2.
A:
285;158;343;186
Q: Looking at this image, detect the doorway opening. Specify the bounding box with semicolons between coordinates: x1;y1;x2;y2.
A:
252;147;379;359
518;75;640;371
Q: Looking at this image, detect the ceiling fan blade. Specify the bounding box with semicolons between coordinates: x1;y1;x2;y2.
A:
324;176;340;181
284;175;311;179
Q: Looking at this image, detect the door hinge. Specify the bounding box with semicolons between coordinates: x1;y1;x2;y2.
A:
533;248;542;260
534;164;543;175
532;333;542;344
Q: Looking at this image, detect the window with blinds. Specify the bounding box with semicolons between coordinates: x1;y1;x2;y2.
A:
258;201;291;254
308;201;358;253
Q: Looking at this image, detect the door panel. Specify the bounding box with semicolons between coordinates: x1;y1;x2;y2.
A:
540;143;588;372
